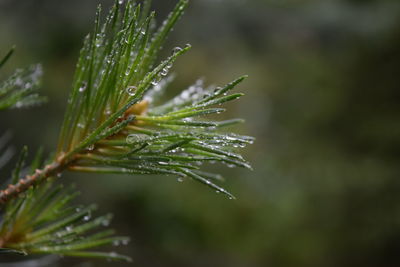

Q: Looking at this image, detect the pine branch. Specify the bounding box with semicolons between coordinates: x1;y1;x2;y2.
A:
0;0;253;261
0;0;253;204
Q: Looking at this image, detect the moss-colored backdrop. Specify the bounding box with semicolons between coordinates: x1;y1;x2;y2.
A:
1;0;400;266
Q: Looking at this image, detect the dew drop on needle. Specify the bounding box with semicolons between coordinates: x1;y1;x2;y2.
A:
79;81;87;92
126;86;137;96
160;68;168;76
172;46;182;54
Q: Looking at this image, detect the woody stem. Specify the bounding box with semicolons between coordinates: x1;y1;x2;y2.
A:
0;154;71;207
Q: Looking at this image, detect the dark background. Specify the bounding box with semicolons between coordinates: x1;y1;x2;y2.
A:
1;0;400;266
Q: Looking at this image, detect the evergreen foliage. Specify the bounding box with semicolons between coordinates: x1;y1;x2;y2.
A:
0;0;253;262
0;47;46;110
0;148;131;261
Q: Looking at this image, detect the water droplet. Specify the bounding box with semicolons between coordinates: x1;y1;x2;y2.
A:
79;81;87;92
126;134;148;144
126;86;137;96
214;87;221;93
141;30;146;35
151;76;161;86
177;177;184;182
118;0;124;4
87;144;95;151
160;68;168;76
77;123;84;129
172;46;182;54
95;33;104;47
83;214;91;221
65;226;73;232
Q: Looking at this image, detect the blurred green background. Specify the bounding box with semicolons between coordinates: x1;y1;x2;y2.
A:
1;0;400;266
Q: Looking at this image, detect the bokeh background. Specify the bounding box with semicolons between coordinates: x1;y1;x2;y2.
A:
1;0;400;266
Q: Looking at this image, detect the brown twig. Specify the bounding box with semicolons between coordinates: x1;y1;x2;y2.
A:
0;155;68;207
